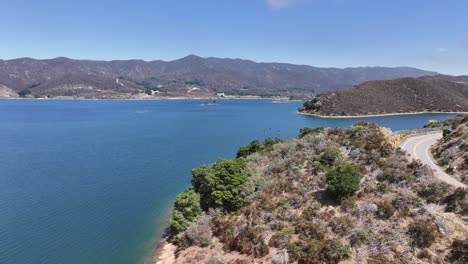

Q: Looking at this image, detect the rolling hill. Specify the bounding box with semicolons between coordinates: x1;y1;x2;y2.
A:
300;76;468;116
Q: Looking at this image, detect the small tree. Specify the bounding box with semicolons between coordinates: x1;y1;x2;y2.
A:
326;163;362;201
169;189;202;235
236;140;262;158
192;158;249;212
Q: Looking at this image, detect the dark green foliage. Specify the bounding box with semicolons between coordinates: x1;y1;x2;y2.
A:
236;138;283;158
169;189;202;235
326;163;362;201
298;127;324;138
446;238;468;263
339;245;352;258
144;87;152;95
302;98;321;112
18;89;31;97
443;128;451;137
192;159;249;212
408;221;438;248
236;140;262;158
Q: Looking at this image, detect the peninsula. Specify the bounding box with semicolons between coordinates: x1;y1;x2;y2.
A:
299;76;468;117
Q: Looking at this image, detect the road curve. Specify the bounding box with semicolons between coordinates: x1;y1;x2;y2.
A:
401;133;467;188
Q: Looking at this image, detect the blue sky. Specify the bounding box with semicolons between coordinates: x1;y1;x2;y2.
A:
1;0;467;75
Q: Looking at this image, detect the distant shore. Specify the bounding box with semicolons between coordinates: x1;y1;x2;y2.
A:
0;95;303;101
298;111;468;119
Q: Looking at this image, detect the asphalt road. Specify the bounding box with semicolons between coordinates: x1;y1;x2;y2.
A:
401;133;466;188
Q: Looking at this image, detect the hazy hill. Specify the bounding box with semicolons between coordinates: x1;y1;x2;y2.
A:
0;55;435;98
301;76;468;116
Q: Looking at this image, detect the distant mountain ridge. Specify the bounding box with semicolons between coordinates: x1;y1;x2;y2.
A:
300;75;468;116
0;55;436;98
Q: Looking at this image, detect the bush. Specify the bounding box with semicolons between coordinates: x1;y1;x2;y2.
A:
446;238;468;263
225;227;269;257
326;163;362;201
298;127;324;139
376;200;396;219
269;230;292;249
339;245;352;258
179;214;212;248
236;138;283;158
292;239;348;264
237;140;262;158
192;159;249;212
408;221;438;248
169;189;202;235
320;148;341;166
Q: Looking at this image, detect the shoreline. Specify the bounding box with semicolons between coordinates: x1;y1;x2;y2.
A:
0;96;303;101
152;239;176;264
298;111;468;119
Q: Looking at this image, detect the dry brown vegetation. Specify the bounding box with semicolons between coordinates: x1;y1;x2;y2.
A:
170;122;468;263
432;115;468;184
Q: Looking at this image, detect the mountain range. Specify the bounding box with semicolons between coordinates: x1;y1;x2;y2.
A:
0;55;436;98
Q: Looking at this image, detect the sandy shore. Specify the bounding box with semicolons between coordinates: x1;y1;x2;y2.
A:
298;111;468;119
153;240;176;264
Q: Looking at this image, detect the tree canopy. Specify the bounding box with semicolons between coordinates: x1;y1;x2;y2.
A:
192;158;249;212
326;163;362;201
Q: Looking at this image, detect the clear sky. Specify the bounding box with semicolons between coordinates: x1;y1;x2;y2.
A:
1;0;467;75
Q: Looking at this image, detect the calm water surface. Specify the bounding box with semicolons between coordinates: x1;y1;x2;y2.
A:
0;99;455;264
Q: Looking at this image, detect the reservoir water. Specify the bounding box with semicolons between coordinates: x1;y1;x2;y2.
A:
0;99;455;264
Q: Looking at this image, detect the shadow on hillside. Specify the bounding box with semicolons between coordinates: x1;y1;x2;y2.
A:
314;190;340;207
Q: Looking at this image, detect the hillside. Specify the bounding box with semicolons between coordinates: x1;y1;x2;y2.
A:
0;56;435;98
161;123;467;264
300;76;468;116
431;115;468;184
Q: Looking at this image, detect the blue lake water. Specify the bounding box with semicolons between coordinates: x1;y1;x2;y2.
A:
0;99;455;264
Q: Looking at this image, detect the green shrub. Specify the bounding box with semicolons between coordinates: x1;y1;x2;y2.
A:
169;189;202;235
192;158;249;212
326;163;362;201
298;127;324;138
339;245;352;258
236;140;262;158
236;138;283;158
